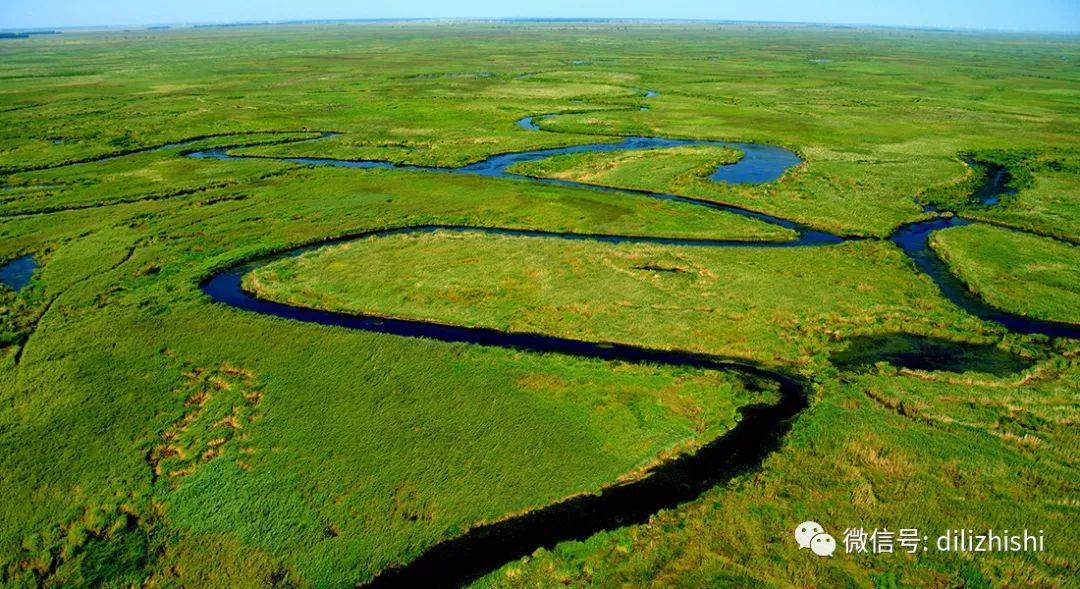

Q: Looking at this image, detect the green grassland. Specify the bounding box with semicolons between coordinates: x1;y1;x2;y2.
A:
973;168;1080;242
0;163;781;587
0;21;1078;589
475;363;1080;588
506;144;742;189
246;231;993;367
959;151;1080;243
507;141;957;238
931;224;1080;325
245;223;1080;588
1;133;315;215
3;24;1078;236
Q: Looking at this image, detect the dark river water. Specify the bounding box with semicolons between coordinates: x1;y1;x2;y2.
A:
0;254;37;292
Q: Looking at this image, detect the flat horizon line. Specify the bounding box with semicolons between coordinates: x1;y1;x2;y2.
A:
2;17;1079;37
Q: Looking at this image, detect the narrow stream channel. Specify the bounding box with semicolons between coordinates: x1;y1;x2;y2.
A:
203;254;809;588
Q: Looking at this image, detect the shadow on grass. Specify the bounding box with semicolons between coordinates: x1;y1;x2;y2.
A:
829;333;1033;376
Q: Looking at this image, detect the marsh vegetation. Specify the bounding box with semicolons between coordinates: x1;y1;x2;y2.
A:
0;22;1077;589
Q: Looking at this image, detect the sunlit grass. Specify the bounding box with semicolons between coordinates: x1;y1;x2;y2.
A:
931;224;1080;325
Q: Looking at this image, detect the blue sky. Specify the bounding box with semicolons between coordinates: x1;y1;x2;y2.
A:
2;0;1078;33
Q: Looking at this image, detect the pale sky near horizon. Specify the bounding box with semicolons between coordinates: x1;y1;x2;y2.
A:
1;0;1078;33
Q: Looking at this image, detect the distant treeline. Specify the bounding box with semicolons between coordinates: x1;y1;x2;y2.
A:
193;22;273;29
0;31;61;39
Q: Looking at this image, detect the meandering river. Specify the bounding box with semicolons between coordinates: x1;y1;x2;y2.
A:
190;104;1078;586
7;97;1074;588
